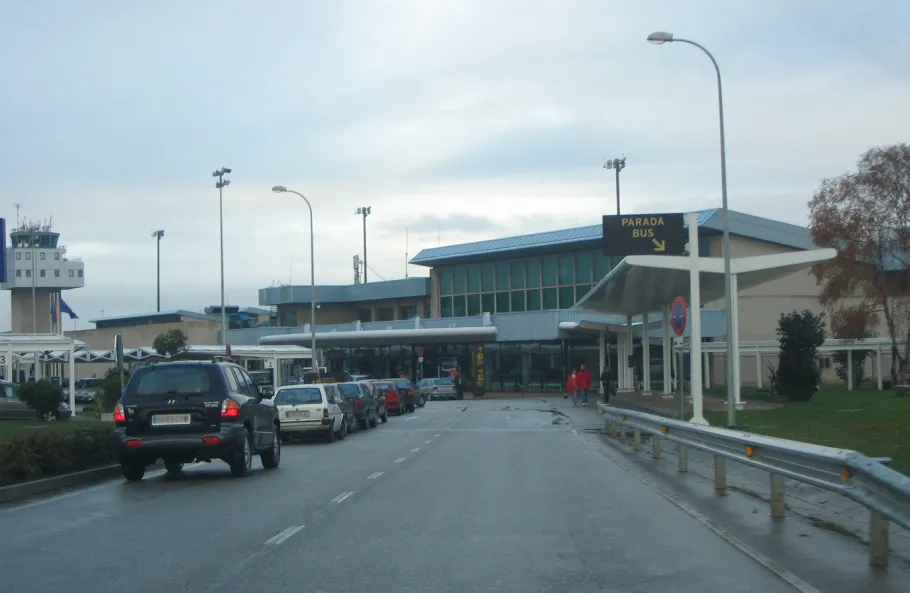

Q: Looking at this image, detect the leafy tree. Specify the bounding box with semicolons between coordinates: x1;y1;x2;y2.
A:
95;367;130;413
152;329;187;357
776;309;827;402
830;305;877;386
809;144;910;383
19;379;63;420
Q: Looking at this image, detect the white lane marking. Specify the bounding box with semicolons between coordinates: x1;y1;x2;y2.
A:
367;472;383;480
424;440;432;444
435;433;441;437
404;416;416;421
593;440;822;593
332;492;353;504
265;525;304;546
411;448;420;452
394;457;406;463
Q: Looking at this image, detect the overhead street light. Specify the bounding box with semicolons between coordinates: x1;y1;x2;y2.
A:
647;31;736;426
603;157;627;215
213;167;231;346
151;229;165;312
272;185;319;378
355;206;372;283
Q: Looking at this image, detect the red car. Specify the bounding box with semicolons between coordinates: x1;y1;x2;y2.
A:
371;380;408;415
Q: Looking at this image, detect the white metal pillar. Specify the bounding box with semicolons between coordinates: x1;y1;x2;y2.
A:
622;315;633;390
272;356;280;390
730;273;742;408
662;304;672;395
4;344;12;382
67;344;76;412
598;329;606;394
642;313;651;393
756;349;763;389
876;346;883;390
847;350;854;390
687;213;707;424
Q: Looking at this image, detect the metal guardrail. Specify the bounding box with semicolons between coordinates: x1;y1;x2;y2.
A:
597;403;910;566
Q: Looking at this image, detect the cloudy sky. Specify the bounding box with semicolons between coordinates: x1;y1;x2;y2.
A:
1;0;907;331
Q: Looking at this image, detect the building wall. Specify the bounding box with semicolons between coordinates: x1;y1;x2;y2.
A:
10;290;57;333
276;298;430;327
69;318;221;351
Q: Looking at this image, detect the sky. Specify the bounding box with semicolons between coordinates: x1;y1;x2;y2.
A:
1;0;908;331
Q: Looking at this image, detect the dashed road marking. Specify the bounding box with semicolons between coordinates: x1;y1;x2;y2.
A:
332;492;354;504
435;433;441;437
411;448;420;453
265;525;304;546
367;472;383;480
394;457;406;463
404;416;416;421
424;440;432;444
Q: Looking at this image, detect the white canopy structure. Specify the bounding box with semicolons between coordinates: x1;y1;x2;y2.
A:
1;334;82;411
173;345;314;390
571;246;838;413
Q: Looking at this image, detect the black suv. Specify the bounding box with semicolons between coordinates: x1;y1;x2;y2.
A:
112;361;281;481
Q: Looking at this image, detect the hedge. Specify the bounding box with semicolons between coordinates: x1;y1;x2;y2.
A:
0;426;116;487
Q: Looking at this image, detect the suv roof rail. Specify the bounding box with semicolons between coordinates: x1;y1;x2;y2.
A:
211;355;233;364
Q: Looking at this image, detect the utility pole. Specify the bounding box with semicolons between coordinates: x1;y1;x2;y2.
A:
603;157;627;215
152;230;164;312
355;206;372;283
213;167;232;346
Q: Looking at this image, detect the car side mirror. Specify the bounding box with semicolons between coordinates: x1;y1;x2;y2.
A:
260;386;274;399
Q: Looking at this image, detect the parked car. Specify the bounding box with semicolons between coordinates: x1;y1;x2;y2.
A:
356;381;388;424
384;377;420;410
416;377;457;401
336;382;383;429
371;380;407;415
274;383;349;443
111;361;281;481
0;380;73;420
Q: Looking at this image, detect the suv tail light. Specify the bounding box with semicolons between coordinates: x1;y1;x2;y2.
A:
322;408;329;425
433;386;438;391
353;399;362;409
113;403;126;422
407;389;414;397
221;399;241;418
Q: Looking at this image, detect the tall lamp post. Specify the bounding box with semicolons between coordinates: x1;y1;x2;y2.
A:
603;157;626;215
213;167;232;346
647;31;736;426
151;230;164;312
272;186;320;378
355;206;372;283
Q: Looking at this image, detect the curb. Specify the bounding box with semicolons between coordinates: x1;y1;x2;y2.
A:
0;464;121;504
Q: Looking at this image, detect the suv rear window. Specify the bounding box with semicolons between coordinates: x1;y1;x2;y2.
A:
275;387;323;405
131;366;213;396
434;377;454;386
337;383;362;398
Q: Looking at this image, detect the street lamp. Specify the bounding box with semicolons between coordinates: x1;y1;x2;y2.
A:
355;206;372;283
213;167;232;346
648;31;736;426
272;185;319;378
151;230;165;312
603;157;626;215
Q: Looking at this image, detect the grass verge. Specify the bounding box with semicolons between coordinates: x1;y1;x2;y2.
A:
704;384;909;476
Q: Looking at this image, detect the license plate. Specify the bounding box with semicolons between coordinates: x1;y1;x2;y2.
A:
287;411;310;419
151;413;191;426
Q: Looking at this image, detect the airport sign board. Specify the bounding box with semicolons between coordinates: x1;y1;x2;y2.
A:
602;213;686;256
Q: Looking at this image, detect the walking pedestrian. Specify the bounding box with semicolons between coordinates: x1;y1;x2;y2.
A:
564;369;580;405
576;364;591;406
453;367;466;400
600;366;614;404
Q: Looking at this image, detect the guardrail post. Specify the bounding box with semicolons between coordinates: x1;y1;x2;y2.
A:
869;510;890;566
652;435;661;460
633;428;642;451
714;455;726;494
770;474;785;518
678;445;688;472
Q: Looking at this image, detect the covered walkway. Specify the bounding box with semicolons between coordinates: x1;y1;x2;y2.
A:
572;246;837;411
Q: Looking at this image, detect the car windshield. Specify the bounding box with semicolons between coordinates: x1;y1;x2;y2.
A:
337;383;362;398
434;378;454;386
133;367;212;396
275;387;322;405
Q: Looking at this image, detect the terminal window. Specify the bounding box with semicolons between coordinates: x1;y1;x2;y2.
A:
438;251;618;318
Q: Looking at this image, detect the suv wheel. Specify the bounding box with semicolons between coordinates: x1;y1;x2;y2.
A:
164;459;184;474
122;461;145;482
230;431;253;477
261;425;281;469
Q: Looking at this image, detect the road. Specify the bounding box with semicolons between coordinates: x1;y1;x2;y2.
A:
0;398;865;592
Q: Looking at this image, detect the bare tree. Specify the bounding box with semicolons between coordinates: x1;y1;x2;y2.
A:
809;144;910;383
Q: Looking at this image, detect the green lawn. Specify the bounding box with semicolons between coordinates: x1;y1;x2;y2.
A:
0;419;113;442
704;384;910;476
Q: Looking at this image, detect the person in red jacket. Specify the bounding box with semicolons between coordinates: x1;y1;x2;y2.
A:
576;364;592;406
565;370;579;405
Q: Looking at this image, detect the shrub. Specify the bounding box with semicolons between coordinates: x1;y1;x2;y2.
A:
95;367;129;413
777;309;827;402
0;426;115;486
18;380;62;420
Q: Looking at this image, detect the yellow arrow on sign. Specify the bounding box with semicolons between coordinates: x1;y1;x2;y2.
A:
652;239;666;252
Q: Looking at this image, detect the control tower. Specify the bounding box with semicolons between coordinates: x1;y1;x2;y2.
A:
0;218;85;333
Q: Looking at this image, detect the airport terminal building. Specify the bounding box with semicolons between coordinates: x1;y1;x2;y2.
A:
225;208;828;393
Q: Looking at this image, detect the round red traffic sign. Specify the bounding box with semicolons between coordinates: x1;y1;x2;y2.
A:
671;296;687;336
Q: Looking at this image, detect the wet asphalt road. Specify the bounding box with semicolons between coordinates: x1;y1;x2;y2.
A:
0;398;859;593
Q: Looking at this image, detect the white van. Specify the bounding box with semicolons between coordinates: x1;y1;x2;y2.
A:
274;384;348;443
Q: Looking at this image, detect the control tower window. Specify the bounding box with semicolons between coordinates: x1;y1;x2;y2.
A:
54;270;60;278
25;269;31;277
78;270;83;278
25;252;31;260
68;270;74;278
39;252;45;260
15;252;21;260
16;270;21;278
54;253;60;260
40;270;45;277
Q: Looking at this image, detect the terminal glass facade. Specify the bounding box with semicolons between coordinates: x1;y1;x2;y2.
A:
438;251;621;318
